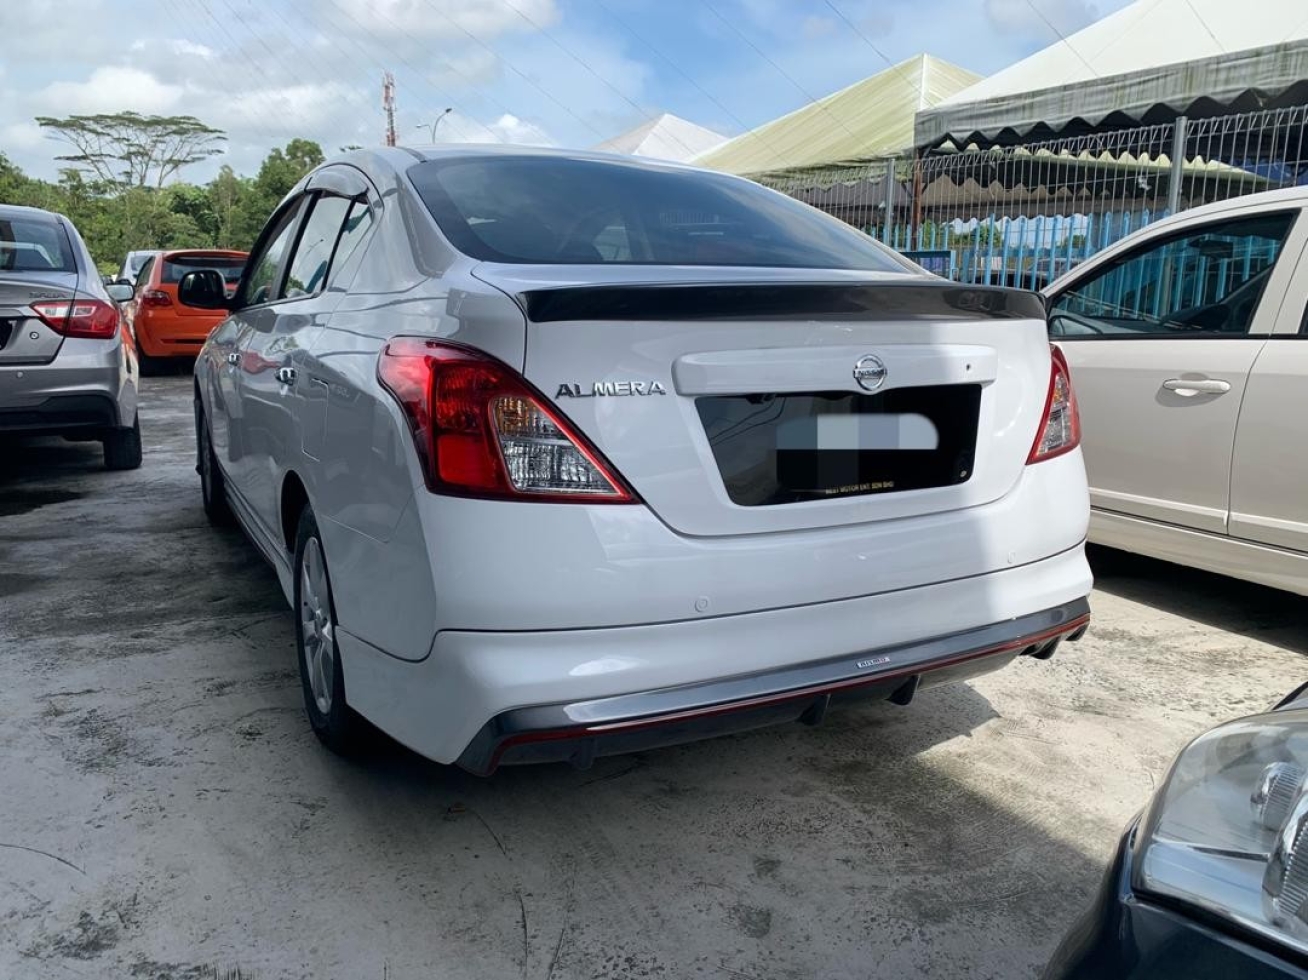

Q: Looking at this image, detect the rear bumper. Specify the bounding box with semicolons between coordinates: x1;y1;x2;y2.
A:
0;392;119;434
456;597;1090;774
0;342;133;434
337;542;1093;769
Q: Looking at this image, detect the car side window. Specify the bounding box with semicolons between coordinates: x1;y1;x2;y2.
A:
281;194;353;300
133;257;155;294
1050;212;1296;338
243;200;305;307
329;199;374;280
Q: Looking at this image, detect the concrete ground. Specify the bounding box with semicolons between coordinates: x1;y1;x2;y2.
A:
1;375;1304;980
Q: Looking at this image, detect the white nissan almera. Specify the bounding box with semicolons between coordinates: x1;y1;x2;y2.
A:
188;146;1092;773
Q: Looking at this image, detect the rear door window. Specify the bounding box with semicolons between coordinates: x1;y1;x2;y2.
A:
0;217;75;273
408;156;913;271
281;195;353;300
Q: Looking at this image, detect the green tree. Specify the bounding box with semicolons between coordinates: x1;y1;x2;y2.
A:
34;111;226;190
254;138;325;208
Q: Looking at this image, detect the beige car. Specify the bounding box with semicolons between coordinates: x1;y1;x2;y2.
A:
1045;186;1308;595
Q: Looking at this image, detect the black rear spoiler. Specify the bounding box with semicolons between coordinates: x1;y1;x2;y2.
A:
519;281;1048;324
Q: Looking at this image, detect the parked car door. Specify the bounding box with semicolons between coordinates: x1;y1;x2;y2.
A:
1046;208;1302;534
220;196;309;510
236;169;378;537
1228;214;1308;553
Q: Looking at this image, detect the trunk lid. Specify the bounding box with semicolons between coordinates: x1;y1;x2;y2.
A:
0;273;79;366
474;265;1053;537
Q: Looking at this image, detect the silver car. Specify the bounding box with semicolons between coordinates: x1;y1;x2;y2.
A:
189;147;1091;773
0;204;141;470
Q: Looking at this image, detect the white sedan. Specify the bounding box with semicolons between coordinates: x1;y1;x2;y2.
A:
1046;186;1308;594
189;146;1092;773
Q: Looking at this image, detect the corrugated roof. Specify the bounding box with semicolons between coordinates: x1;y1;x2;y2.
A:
693;54;981;177
916;0;1308;147
593;114;727;163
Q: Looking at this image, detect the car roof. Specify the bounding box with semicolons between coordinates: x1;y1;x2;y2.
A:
0;203;67;224
158;249;248;260
320;143;724;190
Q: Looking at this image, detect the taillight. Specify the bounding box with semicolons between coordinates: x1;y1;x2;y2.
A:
377;337;637;503
1027;345;1081;464
30;298;120;340
141;290;173;308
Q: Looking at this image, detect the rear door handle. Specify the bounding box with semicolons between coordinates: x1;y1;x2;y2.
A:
226;352;240;365
276;366;297;386
1162;378;1231;395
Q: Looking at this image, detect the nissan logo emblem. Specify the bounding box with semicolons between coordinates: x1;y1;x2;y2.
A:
853;354;887;392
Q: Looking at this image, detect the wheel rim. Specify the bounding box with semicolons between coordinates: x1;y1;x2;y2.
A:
299;537;335;716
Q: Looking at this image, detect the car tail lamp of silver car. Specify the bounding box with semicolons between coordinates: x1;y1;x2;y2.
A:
1027;345;1081;464
1134;707;1308;955
378;337;636;503
30;298;120;339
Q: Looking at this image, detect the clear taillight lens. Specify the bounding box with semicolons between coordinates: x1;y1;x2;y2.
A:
377;337;636;503
1027;345;1081;464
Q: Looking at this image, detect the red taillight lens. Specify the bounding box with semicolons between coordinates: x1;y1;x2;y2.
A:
1027;345;1081;464
377;337;636;503
141;290;173;308
31;298;120;340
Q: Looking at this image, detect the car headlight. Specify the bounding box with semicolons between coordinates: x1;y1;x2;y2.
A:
1135;707;1308;954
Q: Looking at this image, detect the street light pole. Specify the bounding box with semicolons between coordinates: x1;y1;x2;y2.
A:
416;108;454;143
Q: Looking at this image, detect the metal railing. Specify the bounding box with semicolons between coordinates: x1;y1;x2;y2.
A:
756;105;1308;287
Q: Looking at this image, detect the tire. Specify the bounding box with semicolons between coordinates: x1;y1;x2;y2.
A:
136;348;160;377
195;403;233;526
294;506;359;754
103;414;143;471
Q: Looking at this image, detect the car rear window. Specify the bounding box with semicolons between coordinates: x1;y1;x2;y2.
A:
408;156;913;271
163;255;246;285
0;217;76;273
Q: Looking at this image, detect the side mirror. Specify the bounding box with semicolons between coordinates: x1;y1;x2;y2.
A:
178;269;231;310
106;282;134;303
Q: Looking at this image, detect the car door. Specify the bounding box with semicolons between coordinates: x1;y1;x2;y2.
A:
1228;210;1308;553
220;196;309;509
1047;208;1303;534
236;168;378;537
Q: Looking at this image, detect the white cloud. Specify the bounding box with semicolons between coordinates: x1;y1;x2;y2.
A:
334;0;559;39
801;16;838;40
34;66;184;115
0;121;45;151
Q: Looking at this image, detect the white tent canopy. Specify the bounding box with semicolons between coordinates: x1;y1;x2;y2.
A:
594;114;727;163
915;0;1308;148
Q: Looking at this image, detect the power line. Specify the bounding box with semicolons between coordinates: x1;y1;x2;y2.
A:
592;0;791;168
1183;0;1225;51
701;1;866;148
1021;0;1100;78
822;1;939;109
496;0;702;159
404;0;612;144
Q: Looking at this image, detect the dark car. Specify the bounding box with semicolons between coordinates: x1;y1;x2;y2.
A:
1046;684;1308;979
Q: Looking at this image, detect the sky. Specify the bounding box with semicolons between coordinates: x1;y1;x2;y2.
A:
0;0;1134;183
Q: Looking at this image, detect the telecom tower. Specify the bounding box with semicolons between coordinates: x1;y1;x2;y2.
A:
382;71;397;147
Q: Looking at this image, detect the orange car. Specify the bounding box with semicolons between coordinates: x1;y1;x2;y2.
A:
127;249;247;369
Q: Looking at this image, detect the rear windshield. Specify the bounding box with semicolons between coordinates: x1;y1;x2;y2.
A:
163;255;246;285
408;156;913;271
0;217;75;273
